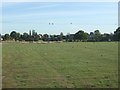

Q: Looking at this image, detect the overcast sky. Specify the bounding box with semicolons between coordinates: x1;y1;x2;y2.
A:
1;2;118;35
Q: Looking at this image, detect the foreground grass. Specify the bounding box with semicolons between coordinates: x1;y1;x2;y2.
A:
2;42;118;88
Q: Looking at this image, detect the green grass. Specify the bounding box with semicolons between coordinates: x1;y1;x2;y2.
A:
2;42;118;88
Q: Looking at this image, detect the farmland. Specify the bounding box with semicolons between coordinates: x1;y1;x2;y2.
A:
2;42;118;88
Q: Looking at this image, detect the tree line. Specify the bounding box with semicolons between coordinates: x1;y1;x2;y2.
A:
0;27;120;42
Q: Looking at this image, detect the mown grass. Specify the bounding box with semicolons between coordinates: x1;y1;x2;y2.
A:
2;42;118;88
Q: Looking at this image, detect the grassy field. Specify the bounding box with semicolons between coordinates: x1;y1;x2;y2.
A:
2;42;118;88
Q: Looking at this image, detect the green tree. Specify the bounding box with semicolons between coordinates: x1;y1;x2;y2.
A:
94;30;101;41
74;30;85;41
10;31;20;41
16;33;21;41
10;31;17;40
83;32;89;41
59;32;64;41
88;32;95;41
32;30;37;36
22;33;29;41
34;35;40;41
3;34;10;41
0;34;1;41
42;34;49;41
114;27;120;41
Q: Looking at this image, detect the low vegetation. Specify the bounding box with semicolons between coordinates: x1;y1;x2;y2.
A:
2;42;118;88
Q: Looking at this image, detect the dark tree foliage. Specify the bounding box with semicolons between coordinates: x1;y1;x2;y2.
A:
42;34;49;41
114;27;120;41
3;34;10;41
74;30;89;41
94;30;102;41
10;31;17;40
1;27;120;42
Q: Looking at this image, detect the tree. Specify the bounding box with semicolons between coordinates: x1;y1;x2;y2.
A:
30;30;39;41
22;33;29;41
114;27;120;41
3;34;10;41
53;35;59;41
74;30;86;41
101;33;110;41
10;31;20;41
94;30;101;41
66;33;70;42
0;34;1;41
83;32;89;41
10;31;16;40
29;30;32;36
32;30;37;36
34;35;40;41
65;33;74;42
16;33;21;40
42;34;49;41
88;32;95;42
59;32;64;41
